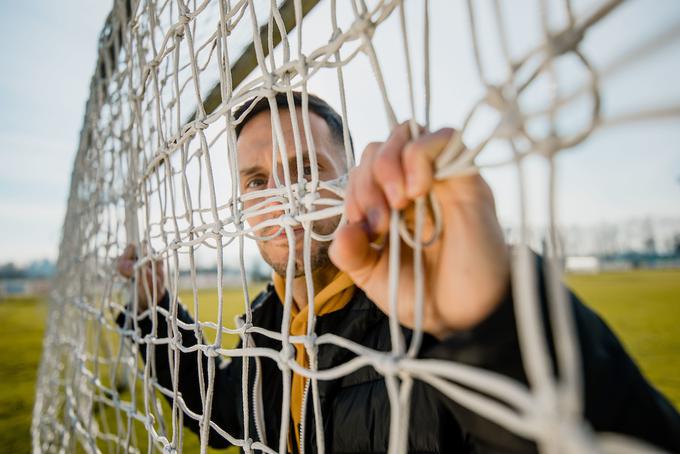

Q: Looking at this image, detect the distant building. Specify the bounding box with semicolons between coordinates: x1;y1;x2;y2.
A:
0;278;51;299
565;256;601;274
600;252;680;270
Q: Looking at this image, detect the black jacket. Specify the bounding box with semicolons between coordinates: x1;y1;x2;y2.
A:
117;269;680;453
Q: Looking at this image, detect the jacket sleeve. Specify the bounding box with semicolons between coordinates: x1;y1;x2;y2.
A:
116;292;243;448
419;263;680;453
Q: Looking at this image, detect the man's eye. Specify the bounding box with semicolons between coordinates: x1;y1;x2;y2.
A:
246;178;266;190
303;165;313;177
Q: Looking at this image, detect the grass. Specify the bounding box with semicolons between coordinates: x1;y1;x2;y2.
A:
1;270;678;452
177;285;267;351
566;269;680;406
0;296;48;454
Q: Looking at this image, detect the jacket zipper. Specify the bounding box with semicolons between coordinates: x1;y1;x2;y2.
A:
238;314;267;446
298;377;311;454
252;356;267;445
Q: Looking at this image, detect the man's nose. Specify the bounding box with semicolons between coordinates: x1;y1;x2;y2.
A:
266;173;278;190
264;174;286;211
267;165;299;191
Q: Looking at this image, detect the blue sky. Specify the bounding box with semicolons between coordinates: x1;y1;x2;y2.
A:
1;1;112;263
1;1;679;265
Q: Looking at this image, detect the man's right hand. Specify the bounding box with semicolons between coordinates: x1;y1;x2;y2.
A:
117;244;166;313
330;125;509;339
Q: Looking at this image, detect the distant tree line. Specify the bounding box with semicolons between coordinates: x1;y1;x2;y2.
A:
177;261;271;282
0;260;55;279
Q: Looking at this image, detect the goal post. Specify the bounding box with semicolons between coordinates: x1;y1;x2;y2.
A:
192;0;322;121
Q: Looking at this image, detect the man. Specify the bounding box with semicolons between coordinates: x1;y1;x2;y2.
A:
117;92;680;453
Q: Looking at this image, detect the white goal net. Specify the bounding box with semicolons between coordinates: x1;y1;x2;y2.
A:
32;0;678;453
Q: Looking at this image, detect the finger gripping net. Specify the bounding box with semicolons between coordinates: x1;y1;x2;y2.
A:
32;1;675;453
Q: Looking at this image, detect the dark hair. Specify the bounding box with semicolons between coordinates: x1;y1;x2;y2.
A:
233;91;353;158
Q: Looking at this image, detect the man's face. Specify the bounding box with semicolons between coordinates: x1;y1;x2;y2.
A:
237;109;347;277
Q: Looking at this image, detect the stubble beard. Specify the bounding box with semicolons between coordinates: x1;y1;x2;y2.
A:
257;217;339;278
259;241;333;278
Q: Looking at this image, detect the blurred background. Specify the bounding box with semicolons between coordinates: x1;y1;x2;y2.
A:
1;1;679;453
1;3;113;453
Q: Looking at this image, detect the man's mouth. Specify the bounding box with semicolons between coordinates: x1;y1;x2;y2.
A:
267;225;305;241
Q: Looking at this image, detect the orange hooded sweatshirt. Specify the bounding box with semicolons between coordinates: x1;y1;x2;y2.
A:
273;271;355;452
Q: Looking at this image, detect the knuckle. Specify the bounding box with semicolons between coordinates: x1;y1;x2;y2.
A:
372;152;398;183
403;141;421;161
396;121;411;135
349;163;372;192
361;142;382;163
355;176;386;213
438;127;456;137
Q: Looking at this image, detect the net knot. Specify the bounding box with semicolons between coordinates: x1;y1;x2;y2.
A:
263;73;275;91
301;191;317;212
536;132;561;157
303;334;317;353
296;56;309;77
213;219;224;235
243;437;254;453
485;85;523;139
204;344;220;358
350;13;375;41
192;119;209;131
174;26;186;38
279;344;295;367
148;57;161;70
280;214;298;228
175;13;192;32
130;92;144;104
548;28;584;57
240;321;253;333
329;27;342;42
484;85;508;111
129;18;140;32
162;445;177;454
171;331;182;346
375;355;399;376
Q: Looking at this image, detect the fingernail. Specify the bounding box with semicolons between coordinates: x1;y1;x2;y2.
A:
367;208;382;232
385;183;403;207
359;220;372;235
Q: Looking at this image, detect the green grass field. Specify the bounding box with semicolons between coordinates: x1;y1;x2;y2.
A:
1;270;678;453
566;270;680;406
0;295;48;454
